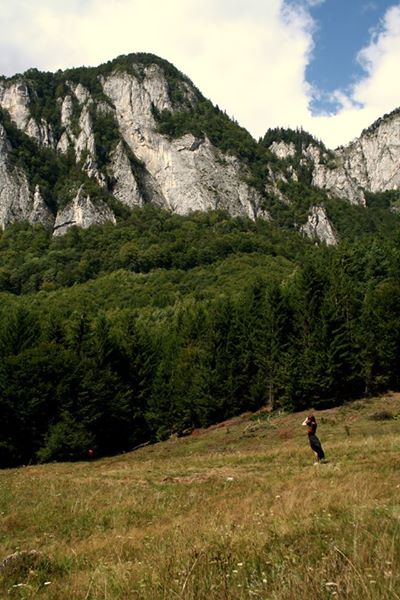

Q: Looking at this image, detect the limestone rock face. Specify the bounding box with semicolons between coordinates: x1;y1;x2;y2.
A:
311;155;366;206
102;69;261;218
72;82;92;105
57;86;106;186
0;81;53;146
269;141;296;160
0;82;31;131
264;166;291;206
301;206;337;246
309;144;367;205
0;124;53;229
108;142;144;208
53;187;116;236
31;185;55;227
267;111;400;208
305;111;400;205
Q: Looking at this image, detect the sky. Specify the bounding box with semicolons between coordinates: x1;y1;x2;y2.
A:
1;0;400;148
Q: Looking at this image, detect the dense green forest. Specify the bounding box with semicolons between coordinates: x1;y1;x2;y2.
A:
1;206;400;467
1;53;400;468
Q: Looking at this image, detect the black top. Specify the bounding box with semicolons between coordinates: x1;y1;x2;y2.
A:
306;420;317;436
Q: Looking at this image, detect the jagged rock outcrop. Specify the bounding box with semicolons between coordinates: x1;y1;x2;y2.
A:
265;166;291;205
305;143;366;206
0;81;53;146
269;141;296;160
268;137;362;204
303;110;400;206
53;186;116;236
0;82;31;131
57;85;106;186
31;185;55;228
102;68;261;218
267;111;400;208
108;142;144;208
0;123;53;229
300;206;337;246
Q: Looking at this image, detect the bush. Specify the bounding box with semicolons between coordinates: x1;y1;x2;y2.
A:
36;417;95;463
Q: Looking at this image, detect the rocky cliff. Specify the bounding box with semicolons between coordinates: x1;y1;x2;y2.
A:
0;55;262;235
312;111;400;206
300;205;337;246
0;122;53;228
1;53;400;243
268;109;400;208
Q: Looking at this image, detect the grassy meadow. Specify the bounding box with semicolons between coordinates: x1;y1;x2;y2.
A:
1;394;400;599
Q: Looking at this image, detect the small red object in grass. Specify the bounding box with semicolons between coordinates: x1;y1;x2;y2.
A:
88;448;94;459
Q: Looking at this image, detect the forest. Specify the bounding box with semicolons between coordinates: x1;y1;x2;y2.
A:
1;205;400;467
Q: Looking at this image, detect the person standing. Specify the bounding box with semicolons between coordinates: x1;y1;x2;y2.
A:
302;415;325;463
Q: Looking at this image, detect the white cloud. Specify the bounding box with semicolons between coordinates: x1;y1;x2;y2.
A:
0;0;400;148
300;4;400;147
356;6;400;107
361;2;379;14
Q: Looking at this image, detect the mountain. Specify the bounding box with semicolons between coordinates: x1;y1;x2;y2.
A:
1;52;400;244
0;54;266;235
266;108;400;207
2;54;400;468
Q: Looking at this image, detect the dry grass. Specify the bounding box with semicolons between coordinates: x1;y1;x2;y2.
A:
1;394;400;599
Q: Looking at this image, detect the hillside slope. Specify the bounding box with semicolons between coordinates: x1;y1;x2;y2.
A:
1;394;399;599
2;206;400;468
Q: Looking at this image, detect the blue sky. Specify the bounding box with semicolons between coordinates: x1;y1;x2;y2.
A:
302;0;396;114
1;0;400;148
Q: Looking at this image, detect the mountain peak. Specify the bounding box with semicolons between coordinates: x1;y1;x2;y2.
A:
0;52;400;241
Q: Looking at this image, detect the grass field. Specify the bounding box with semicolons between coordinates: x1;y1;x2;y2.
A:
1;394;400;599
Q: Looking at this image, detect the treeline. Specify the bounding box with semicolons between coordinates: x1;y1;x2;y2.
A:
0;207;303;295
1;224;400;467
260;126;327;155
2;203;398;298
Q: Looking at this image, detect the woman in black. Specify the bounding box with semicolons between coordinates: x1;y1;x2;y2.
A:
302;415;325;463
